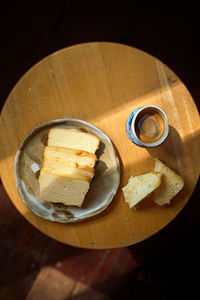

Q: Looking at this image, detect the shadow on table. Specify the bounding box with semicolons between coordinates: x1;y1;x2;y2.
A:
129;124;200;257
126;126;200;297
145;125;199;206
127;173;200;298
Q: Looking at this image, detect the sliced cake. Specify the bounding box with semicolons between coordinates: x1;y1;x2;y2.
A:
153;159;184;205
42;156;94;179
39;168;90;207
122;172;162;208
39;128;100;207
48;128;100;153
44;146;97;168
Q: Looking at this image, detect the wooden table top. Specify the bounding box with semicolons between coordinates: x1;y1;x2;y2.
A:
0;42;199;249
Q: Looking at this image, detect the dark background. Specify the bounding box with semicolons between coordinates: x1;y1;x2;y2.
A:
0;1;200;299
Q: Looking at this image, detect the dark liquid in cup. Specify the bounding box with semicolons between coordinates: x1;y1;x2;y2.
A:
135;108;165;143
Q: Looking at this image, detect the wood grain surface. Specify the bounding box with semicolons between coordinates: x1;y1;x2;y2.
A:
0;42;199;249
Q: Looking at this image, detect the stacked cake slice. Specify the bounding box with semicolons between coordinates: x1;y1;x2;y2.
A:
39;128;100;207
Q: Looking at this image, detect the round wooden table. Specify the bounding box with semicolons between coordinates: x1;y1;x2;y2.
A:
0;42;199;249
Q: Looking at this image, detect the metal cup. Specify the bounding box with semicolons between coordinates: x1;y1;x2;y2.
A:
126;105;169;147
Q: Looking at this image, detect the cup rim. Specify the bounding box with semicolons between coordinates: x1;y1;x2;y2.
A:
130;105;169;147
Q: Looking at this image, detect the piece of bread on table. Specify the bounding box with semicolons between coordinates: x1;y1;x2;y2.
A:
48;128;100;153
153;159;184;205
44;146;97;168
39;168;90;207
122;172;162;208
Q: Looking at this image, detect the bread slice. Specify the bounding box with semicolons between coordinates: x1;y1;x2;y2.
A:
44;146;97;168
39;168;90;207
122;172;162;208
153;159;184;205
48;128;100;154
42;156;94;179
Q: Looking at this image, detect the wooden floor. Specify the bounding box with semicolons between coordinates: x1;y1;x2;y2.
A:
0;1;200;299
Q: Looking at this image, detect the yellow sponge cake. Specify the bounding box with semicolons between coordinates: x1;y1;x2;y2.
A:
42;156;94;179
48;128;100;153
39;168;90;207
122;172;162;208
39;128;100;207
44;146;97;168
153;159;184;205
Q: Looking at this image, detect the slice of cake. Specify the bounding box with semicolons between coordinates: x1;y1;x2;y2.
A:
39;128;100;207
39;168;90;207
48;128;100;154
42;156;94;179
153;159;184;205
44;146;97;168
122;172;162;208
